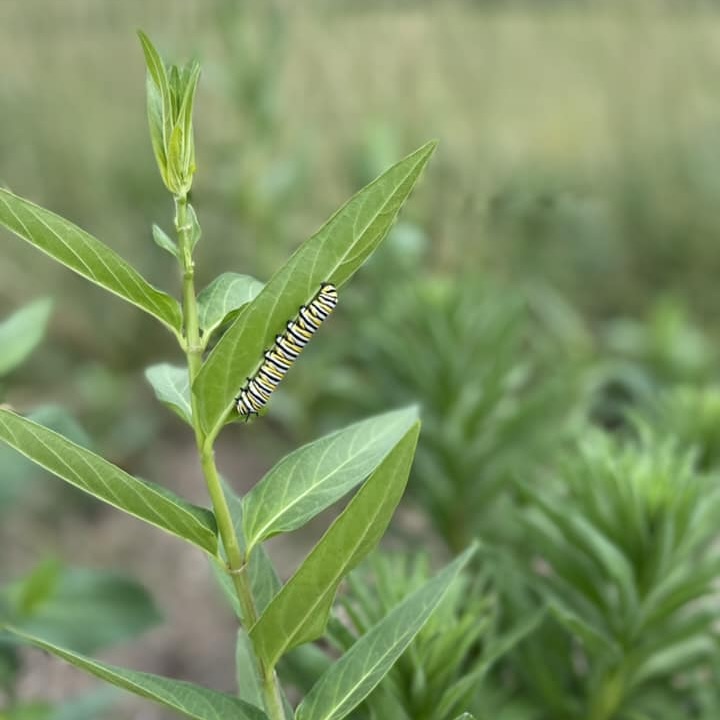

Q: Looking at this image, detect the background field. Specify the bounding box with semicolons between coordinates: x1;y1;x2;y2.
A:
3;1;720;718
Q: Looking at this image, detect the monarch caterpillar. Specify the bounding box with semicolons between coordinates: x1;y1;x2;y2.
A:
235;282;338;419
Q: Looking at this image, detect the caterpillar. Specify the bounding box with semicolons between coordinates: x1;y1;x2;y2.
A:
235;282;338;419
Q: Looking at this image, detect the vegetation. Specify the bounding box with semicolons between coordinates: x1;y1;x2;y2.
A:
2;3;720;719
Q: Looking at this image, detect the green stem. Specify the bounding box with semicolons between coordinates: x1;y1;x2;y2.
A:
175;194;286;720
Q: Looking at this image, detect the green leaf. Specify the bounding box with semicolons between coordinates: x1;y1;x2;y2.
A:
0;409;217;555
16;558;61;615
250;423;420;669
0;298;53;377
151;224;179;257
178;74;200;182
193;141;437;435
0;190;182;335
549;601;621;660
483;606;546;669
243;407;419;553
631;635;718;686
0;404;91;512
295;544;477;720
197;273;264;337
145;363;192;424
138;31;172;185
235;630;264;707
8;567;161;654
186;202;201;252
6;628;268;720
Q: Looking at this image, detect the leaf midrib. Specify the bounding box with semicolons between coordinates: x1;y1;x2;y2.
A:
246;423;387;548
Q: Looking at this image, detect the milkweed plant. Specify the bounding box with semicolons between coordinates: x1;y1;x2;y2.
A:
0;33;476;720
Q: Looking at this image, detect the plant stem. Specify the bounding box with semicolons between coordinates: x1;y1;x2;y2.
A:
199;446;287;720
175;194;286;720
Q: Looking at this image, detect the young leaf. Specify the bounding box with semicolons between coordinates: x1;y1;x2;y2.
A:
193;141;437;435
295;544;477;720
186;202;202;252
250;423;419;669
0;298;53;377
242;407;419;553
6;628;268;720
145;363;192;424
151;224;179;257
0;409;217;555
0;190;183;335
197;273;264;337
138;31;172;186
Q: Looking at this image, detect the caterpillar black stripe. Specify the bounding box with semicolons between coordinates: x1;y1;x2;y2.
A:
235;283;338;419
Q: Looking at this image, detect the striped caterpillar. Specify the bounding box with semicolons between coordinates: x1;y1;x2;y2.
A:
235;283;338;419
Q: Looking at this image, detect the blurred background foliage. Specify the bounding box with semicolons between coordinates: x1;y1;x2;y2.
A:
4;0;720;718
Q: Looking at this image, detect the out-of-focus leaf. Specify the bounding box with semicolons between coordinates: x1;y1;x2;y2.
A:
0;409;217;554
0;634;20;692
0;298;52;377
8;568;161;654
16;558;61;615
632;635;718;686
0;189;182;334
193;141;436;436
549;602;621;660
250;424;419;669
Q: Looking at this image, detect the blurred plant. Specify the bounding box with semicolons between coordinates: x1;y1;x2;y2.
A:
205;0;307;278
517;429;720;720
604;298;716;386
295;266;588;552
635;385;720;473
589;298;717;430
0;32;467;720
